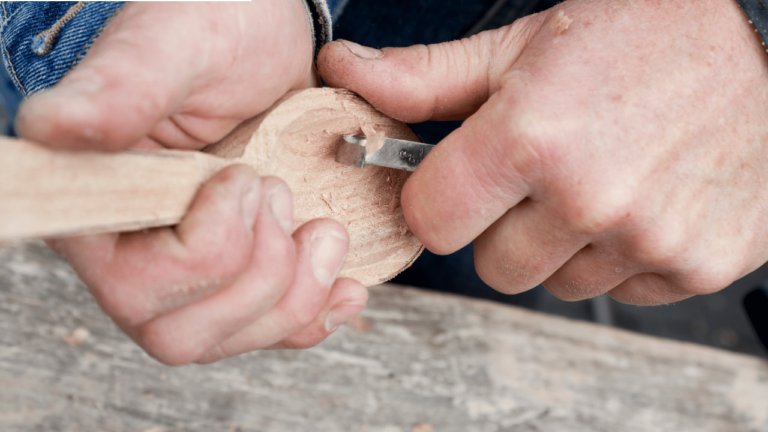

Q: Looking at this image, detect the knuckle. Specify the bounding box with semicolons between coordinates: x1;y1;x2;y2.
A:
543;277;603;302
560;186;635;236
183;237;248;280
678;264;738;296
474;243;530;295
629;224;690;268
280;333;324;350
284;305;317;330
89;278;152;328
136;323;199;366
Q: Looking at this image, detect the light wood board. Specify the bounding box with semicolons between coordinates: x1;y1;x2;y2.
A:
1;242;767;432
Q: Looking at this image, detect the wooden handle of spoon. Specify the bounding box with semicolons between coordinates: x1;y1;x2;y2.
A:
0;137;231;242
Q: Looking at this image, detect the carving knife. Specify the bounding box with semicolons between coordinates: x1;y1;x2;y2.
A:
336;135;434;171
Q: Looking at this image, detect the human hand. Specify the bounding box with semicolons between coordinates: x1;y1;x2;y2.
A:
18;1;367;364
318;0;768;305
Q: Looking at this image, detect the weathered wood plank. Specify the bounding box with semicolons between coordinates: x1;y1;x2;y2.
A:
1;242;767;432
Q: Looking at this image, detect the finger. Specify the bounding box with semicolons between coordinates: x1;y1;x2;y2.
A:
197;278;367;362
403;91;545;253
474;199;587;294
194;220;353;363
542;245;639;301
57;165;272;329
269;278;368;350
16;3;203;150
608;273;694;306
131;176;298;365
317;14;545;123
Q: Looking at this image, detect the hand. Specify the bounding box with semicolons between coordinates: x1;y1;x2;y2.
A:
18;1;367;364
318;0;768;305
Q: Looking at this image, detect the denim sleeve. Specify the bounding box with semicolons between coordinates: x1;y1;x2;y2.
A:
0;1;125;97
0;0;333;97
733;0;768;52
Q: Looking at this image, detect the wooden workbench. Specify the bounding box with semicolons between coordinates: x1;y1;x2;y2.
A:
1;242;767;432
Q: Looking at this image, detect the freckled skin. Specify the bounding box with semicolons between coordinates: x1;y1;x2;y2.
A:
319;0;768;305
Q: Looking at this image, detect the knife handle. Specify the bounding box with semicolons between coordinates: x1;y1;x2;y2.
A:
0;137;230;242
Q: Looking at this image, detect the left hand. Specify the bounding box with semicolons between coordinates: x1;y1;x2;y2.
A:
16;1;367;364
318;0;768;305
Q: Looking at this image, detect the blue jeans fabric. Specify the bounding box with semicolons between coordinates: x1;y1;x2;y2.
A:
0;2;124;97
0;1;123;133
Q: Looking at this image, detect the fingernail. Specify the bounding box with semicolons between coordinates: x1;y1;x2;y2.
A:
268;185;293;235
240;179;261;232
339;40;383;59
325;303;365;333
311;229;349;287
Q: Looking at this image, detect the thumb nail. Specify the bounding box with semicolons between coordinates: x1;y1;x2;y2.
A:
339;40;383;59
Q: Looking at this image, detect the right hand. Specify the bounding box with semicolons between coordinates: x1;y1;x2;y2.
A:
16;1;367;365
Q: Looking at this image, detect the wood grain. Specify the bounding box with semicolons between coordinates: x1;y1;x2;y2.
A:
2;242;767;432
0;88;423;285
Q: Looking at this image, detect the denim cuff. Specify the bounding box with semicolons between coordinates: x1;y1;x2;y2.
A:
0;1;125;96
304;0;333;60
734;0;768;53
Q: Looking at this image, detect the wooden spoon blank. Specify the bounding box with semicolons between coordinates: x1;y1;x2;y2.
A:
0;88;424;285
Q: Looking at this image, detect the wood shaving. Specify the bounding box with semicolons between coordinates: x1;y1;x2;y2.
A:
389;197;401;213
347;314;370;332
551;10;573;35
361;124;386;154
62;327;90;346
412;423;434;432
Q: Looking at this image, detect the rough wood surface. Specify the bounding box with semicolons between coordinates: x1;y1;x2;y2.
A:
0;88;423;285
2;242;767;432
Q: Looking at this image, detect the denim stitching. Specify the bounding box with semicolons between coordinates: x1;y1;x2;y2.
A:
70;3;124;69
1;3;7;21
32;1;84;56
2;36;25;95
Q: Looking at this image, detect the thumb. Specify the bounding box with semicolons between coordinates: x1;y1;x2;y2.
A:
15;4;198;151
317;15;544;123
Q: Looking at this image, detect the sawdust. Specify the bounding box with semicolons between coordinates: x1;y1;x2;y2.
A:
411;423;434;432
347;314;370;332
361;124;386;154
62;327;90;346
551;10;573;35
388;195;401;213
